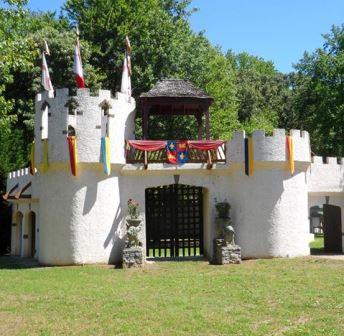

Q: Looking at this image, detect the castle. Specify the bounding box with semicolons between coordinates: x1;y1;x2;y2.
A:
4;79;344;265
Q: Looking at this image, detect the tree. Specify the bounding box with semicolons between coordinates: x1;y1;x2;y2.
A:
227;51;292;134
291;25;344;156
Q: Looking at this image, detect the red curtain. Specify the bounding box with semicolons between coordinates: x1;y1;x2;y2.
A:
127;140;225;152
127;140;166;151
187;140;225;150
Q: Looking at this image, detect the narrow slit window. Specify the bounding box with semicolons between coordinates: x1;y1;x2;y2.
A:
99;100;112;138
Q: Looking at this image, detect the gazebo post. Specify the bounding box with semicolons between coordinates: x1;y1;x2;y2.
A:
142;105;149;140
205;107;211;140
196;114;203;140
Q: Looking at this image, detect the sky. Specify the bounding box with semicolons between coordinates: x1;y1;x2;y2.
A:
23;0;344;73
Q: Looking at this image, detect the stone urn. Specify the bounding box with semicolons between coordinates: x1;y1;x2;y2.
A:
125;216;142;248
215;202;230;219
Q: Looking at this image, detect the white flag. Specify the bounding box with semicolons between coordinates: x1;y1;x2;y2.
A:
73;43;85;88
121;53;131;96
41;52;53;91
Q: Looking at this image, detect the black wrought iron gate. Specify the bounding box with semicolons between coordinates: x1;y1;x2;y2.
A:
145;184;204;258
323;204;343;253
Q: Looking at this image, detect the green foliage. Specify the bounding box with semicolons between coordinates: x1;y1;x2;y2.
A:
227;51;291;135
289;25;344;156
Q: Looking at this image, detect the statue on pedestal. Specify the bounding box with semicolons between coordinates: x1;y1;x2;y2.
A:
215;202;235;246
213;201;241;265
123;199;144;268
125;198;142;248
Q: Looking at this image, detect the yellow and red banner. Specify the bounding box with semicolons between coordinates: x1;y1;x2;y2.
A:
67;136;78;176
42;139;49;173
286;135;294;175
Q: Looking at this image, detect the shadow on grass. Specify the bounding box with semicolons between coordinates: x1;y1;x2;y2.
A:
0;256;42;270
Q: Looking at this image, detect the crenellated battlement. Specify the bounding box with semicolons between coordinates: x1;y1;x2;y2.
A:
311;156;344;165
227;128;311;165
36;88;135;103
34;88;136;168
308;156;344;194
8;168;30;180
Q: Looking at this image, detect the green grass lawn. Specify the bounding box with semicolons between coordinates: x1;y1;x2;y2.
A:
309;235;324;252
0;256;343;336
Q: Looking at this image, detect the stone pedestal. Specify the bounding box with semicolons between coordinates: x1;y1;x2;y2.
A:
122;247;144;268
212;238;242;265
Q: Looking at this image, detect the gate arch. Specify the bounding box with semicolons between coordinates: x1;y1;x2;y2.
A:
27;211;36;258
145;184;204;258
14;212;23;256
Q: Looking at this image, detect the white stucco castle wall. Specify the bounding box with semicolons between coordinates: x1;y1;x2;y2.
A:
6;88;344;265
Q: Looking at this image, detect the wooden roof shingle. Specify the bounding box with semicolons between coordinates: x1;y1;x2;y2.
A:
140;79;212;99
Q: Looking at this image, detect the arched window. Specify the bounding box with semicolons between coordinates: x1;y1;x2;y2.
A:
99;100;112;137
65;98;79;136
27;212;36;258
14;212;23;256
68;125;76;136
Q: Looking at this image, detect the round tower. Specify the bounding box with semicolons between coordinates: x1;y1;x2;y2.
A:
34;89;135;265
227;129;311;258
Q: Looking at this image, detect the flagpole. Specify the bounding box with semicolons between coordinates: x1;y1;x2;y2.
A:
73;24;85;88
76;25;80;50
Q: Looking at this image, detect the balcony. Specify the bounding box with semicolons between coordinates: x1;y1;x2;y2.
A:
125;140;226;169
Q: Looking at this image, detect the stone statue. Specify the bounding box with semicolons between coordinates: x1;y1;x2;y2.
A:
213;201;241;264
123;199;144;268
223;225;235;246
125;199;142;248
215;202;236;246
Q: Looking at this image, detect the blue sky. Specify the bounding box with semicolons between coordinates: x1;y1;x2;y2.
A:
24;0;344;73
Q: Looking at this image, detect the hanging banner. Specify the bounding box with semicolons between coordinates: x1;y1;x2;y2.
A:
244;137;254;176
286;135;295;175
42;139;49;173
166;140;178;164
101;137;111;175
177;141;188;164
29;141;35;175
67;136;77;176
166;140;189;164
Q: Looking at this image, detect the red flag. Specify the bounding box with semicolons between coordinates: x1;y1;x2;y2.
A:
121;52;131;96
42;51;53;91
73;42;85;88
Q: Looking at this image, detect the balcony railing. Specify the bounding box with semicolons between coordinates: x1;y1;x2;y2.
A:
125;140;226;169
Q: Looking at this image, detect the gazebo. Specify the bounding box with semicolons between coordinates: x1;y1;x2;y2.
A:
139;79;213;140
126;79;225;168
